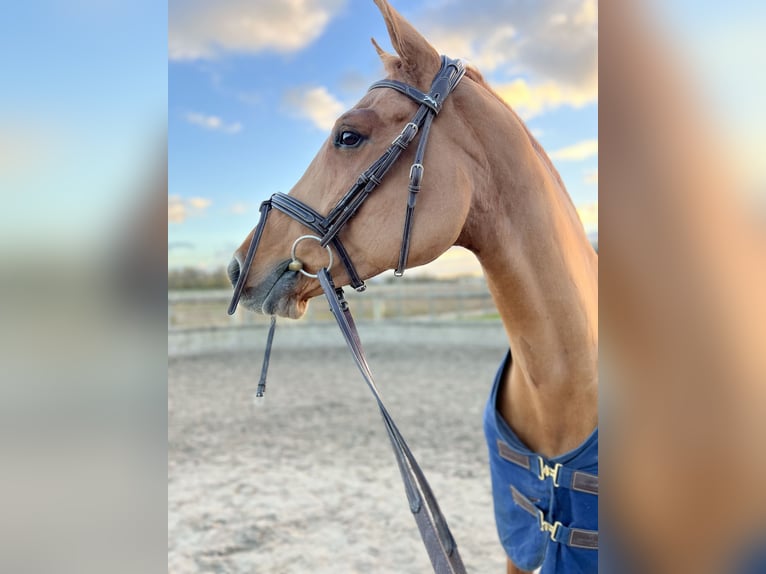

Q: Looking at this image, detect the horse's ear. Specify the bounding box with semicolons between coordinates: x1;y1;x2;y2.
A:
372;0;440;81
371;37;400;74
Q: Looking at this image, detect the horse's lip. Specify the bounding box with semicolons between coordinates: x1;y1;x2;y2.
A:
259;269;290;314
301;284;325;299
238;260;294;314
261;271;298;316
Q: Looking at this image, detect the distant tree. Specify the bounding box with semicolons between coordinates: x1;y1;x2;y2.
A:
168;267;230;290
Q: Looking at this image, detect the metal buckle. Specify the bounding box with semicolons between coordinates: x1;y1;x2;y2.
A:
393;122;419;147
537;459;562;487
539;514;563;542
409;163;424;179
423;95;438;109
404;121;419;135
290;235;334;278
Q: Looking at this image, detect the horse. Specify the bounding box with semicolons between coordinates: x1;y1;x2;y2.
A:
228;1;598;572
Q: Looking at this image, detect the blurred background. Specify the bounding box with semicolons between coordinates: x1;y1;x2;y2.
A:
0;1;167;573
0;0;764;572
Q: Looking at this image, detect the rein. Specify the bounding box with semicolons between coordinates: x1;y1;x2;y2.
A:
228;56;468;574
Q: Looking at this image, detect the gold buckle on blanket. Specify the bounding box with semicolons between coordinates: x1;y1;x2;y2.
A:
539;514;563;542
537;459;562;487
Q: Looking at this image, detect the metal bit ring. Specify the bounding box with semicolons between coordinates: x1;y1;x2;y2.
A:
289;235;334;278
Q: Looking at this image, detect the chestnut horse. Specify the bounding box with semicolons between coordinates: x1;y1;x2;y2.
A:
229;1;597;572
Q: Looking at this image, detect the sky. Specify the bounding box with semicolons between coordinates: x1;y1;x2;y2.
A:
168;0;599;274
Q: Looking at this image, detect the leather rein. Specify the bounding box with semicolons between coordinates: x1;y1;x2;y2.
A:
227;56;468;574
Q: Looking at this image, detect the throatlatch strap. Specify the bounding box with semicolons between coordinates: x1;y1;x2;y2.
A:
396;111;435;276
318;268;467;574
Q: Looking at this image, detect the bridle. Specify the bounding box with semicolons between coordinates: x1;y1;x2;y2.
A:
227;56;469;574
227;55;465;314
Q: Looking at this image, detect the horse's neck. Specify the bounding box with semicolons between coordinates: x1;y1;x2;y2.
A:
459;94;598;456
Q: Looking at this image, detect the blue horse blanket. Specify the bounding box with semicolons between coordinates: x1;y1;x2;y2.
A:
484;351;599;573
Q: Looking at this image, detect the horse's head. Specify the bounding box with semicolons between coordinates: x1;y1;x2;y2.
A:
229;0;480;318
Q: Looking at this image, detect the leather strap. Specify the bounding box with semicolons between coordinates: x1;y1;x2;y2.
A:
369;56;465;276
396;110;434;275
368;79;439;112
318;268;467;574
228;56;466;316
510;486;599;550
255;315;277;398
369;57;465;115
271;193;366;290
497;439;599;496
228;201;272;315
319;108;428;248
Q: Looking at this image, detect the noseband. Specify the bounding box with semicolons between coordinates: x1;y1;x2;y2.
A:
226;56;469;574
227;55;465;315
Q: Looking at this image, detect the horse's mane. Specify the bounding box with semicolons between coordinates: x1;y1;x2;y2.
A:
463;66;571;201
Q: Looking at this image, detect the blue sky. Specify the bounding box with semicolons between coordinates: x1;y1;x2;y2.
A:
169;0;598;272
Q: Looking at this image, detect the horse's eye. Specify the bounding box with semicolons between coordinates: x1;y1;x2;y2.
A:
337;130;363;148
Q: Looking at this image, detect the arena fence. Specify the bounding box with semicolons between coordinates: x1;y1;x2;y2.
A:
168;280;500;355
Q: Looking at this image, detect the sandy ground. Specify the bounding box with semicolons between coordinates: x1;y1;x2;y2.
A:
169;322;508;573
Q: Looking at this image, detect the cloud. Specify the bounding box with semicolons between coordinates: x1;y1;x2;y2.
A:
414;0;597;116
284;86;346;131
576;201;598;232
168;195;213;224
495;78;595;120
423;24;518;73
185;112;242;134
584;168;598;184
549;139;598;161
169;0;346;61
188;197;212;209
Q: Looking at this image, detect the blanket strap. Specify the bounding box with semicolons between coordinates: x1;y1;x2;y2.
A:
497;439;599;495
510;486;599;550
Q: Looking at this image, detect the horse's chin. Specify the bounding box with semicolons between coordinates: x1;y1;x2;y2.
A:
239;263;309;319
261;292;309;319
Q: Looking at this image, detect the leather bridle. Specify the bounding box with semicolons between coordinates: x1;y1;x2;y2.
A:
227;55;465;315
227;56;469;574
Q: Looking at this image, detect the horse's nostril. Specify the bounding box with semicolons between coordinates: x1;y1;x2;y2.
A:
228;257;241;287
